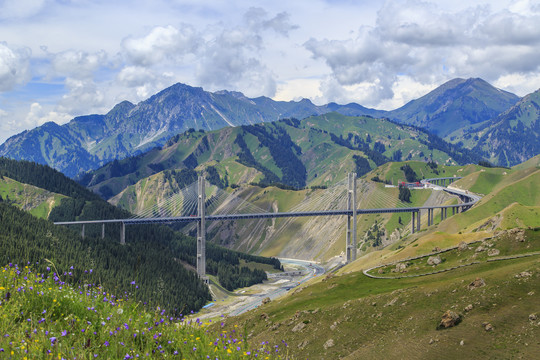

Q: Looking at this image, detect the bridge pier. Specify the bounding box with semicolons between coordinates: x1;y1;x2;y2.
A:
81;224;85;239
120;222;125;245
197;176;208;283
102;223;105;239
411;211;416;234
346;173;357;263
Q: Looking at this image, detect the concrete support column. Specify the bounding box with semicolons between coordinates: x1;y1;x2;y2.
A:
120;222;125;245
452;207;456;215
346;173;357;263
441;208;444;221
102;223;105;239
197;176;207;282
411;212;416;234
417;210;421;232
81;224;85;239
427;209;431;226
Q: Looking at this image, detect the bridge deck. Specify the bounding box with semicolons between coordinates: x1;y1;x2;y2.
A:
54;177;480;226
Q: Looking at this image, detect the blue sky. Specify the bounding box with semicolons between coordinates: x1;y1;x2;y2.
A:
1;0;540;143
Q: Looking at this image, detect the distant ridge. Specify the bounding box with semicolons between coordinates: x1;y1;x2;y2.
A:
0;78;527;177
0;83;384;177
388;78;520;137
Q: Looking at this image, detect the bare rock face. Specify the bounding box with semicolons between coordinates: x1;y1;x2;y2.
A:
468;278;486;290
323;339;335;349
458;241;468;251
427;255;442;266
438;310;461;329
487;248;500;257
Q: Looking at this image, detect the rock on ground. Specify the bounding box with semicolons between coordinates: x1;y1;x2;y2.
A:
438;310;461;329
468;278;486;290
427;255;442;266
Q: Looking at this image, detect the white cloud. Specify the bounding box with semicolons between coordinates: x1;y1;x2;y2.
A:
48;49;108;79
121;24;201;67
304;0;540;107
57;78;106;115
19;102;71;136
0;42;32;92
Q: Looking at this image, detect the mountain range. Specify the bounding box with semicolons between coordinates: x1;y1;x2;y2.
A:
2;77;536;177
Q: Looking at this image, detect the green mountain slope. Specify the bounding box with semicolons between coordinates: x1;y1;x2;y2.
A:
466;89;540;167
389;78;519;138
220;229;540;359
83;113;482;200
0;176;66;219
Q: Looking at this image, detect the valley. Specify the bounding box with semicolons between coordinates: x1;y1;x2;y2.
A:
1;78;539;359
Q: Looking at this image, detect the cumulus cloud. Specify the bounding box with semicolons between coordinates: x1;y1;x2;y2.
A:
0;42;32;92
57;78;106;115
121;24;201;67
304;0;540;106
24;102;71;128
48;49;108;79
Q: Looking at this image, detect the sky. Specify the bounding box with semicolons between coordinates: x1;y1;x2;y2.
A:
1;0;540;144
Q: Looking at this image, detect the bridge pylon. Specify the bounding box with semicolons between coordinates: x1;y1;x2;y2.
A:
196;176;208;283
346;173;357;263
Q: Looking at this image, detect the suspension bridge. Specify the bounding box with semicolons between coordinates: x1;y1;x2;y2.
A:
54;174;480;282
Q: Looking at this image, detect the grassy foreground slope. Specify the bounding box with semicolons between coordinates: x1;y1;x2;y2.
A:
0;263;284;359
218;230;539;359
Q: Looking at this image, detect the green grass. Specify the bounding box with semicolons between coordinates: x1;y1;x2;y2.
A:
369;229;540;278
0;263;285;359
219;229;540;359
0;177;66;219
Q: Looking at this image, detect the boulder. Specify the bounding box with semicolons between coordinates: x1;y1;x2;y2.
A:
438;310;461;329
395;263;408;273
475;246;485;252
432;247;441;252
427;255;442;266
468;278;486;290
529;314;537;321
464;304;473;312
262;297;271;305
458;242;468;251
484;323;494;331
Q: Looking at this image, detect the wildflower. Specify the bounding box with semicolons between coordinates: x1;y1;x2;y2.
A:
50;337;57;345
104;341;109;347
61;331;67;336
